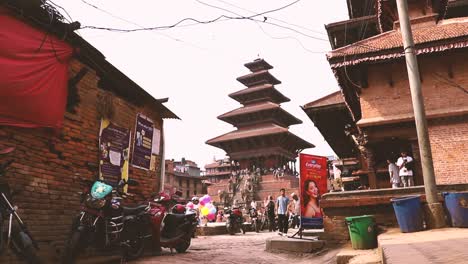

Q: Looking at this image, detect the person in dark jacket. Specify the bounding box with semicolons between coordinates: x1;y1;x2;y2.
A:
266;195;276;232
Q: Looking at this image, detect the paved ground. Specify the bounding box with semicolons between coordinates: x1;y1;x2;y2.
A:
132;231;342;264
379;228;468;264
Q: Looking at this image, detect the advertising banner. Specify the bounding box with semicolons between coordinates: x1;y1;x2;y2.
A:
299;154;328;229
99;119;131;186
131;114;154;170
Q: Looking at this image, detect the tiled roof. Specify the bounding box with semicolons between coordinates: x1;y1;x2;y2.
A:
236;70;281;87
244;58;273;72
218;101;279;118
218;101;302;126
228;84;291;104
229;83;273;96
303;91;345;109
204;162;231;169
327;17;468;68
206;124;288;144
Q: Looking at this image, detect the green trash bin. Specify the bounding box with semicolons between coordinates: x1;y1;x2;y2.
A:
345;215;377;250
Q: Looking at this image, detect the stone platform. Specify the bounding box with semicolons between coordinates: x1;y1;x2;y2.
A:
335;248;381;264
379;228;468;264
265;236;325;253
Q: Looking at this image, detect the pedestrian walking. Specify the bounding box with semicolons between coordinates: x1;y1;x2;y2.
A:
276;188;289;236
290;193;300;228
396;151;414;187
266;195;276;232
387;158;400;188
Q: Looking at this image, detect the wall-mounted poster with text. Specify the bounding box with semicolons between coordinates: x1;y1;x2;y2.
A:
131;114;153;170
299;154;328;229
99;119;131;186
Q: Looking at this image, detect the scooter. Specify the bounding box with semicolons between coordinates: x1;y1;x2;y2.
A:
0;147;41;264
147;192;198;254
224;206;245;235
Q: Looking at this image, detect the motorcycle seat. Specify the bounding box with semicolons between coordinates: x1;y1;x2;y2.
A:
122;204;148;215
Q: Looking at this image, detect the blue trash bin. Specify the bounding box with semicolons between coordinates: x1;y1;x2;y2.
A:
391;196;424;233
443;192;468;227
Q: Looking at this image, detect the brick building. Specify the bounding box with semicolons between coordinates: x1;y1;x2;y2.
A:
302;0;468;243
0;1;178;261
204;157;235;184
164;159;207;199
304;0;468;189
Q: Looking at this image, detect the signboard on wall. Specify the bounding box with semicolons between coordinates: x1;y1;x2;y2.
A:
299;154;328;229
99;119;131;186
131;114;154;170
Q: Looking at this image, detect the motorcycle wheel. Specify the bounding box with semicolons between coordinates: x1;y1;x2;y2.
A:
226;223;235;235
122;228;145;261
10;231;42;264
175;238;191;253
61;229;86;264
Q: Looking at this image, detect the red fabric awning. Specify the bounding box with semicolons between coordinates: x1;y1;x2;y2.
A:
0;9;73;128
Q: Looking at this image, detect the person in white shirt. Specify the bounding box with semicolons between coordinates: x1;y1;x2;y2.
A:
387;159;400;188
396;151;414;187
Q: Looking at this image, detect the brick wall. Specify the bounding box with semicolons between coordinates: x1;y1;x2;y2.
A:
429;118;468;184
0;59;163;261
361;51;468;121
358;50;468;186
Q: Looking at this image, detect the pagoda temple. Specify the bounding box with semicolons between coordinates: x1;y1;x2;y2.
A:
206;59;314;171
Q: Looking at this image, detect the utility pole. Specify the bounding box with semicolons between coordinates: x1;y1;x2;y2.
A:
395;0;445;228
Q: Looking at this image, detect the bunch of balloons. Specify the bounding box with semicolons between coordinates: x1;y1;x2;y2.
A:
199;195;217;221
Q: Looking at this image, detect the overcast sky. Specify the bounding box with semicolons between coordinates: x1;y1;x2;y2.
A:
54;0;349;168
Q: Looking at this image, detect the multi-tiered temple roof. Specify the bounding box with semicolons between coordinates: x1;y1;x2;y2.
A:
207;59;314;167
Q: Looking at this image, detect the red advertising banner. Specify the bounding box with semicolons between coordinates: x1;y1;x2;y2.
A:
299;154;328;228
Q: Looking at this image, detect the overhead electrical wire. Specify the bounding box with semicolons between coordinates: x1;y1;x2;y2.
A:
80;0;207;50
52;0;382;56
213;0;327;36
194;0;328;54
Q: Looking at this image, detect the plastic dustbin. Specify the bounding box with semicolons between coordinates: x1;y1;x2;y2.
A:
345;215;377;250
391;196;424;233
443;192;468;227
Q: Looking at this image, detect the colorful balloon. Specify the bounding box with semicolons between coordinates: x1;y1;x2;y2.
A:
199;200;206;206
203;195;212;204
207;213;216;221
209;206;216;214
201;206;209;216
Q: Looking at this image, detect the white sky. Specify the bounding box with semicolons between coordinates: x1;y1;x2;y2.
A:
54;0;349;168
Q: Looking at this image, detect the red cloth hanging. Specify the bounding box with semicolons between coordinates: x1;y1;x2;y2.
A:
0;8;73;128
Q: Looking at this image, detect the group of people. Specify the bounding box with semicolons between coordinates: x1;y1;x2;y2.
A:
387;151;415;188
263;188;301;236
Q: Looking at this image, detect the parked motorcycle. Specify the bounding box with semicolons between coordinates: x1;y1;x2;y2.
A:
147;192;198;254
288;213;299;229
0;147;41;264
249;208;260;233
224;206;245;235
61;178;149;263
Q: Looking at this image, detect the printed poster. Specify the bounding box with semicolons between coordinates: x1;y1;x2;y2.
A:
299;154;328;229
152;128;161;155
131;114;153;170
99;119;131;186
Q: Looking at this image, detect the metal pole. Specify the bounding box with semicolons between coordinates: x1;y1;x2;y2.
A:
395;0;445;228
160;121;166;192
